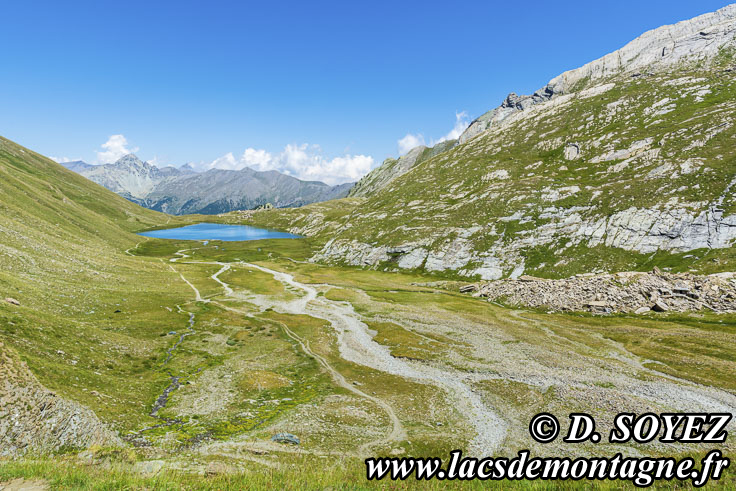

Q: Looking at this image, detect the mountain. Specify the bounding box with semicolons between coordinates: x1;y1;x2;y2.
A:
240;4;736;280
71;154;177;200
4;6;736;480
142;168;353;215
66;155;352;214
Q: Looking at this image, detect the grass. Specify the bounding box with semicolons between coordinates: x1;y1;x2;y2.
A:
1;452;734;490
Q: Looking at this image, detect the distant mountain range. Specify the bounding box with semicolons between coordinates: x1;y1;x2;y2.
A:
61;155;353;215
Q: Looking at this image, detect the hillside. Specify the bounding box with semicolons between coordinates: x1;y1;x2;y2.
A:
65;154;352;215
0;137;197;453
235;4;736;280
347;141;456;198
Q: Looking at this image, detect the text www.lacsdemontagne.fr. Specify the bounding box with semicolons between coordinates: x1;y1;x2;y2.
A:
365;450;729;487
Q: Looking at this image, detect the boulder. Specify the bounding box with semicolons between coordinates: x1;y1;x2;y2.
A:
133;460;165;476
271;433;300;445
564;143;581;160
652;300;670;312
4;298;20;306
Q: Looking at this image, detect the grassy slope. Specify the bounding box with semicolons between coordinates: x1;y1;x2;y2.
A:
3;235;735;488
235;51;736;278
0;137;199;432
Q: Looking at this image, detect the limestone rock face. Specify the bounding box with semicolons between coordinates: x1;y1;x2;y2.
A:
563;143;580;161
0;342;121;456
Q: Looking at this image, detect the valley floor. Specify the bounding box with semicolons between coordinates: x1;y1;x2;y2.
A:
2;237;735;489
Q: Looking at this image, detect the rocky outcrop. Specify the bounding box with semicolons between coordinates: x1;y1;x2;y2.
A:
580;206;736;253
470;270;736;314
459;4;736;144
348;146;427;198
311;202;736;280
0;342;121;456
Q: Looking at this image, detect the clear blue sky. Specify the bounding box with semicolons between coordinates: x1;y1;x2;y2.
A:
1;1;731;181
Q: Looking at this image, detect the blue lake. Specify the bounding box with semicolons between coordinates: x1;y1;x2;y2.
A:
138;223;300;241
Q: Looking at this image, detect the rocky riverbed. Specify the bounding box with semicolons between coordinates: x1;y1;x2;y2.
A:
463;268;736;314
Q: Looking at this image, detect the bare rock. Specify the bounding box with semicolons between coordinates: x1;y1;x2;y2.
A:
564;143;581;160
4;298;20;306
652;300;670;312
473;270;736;314
133;460;165;476
0;341;121;457
271;432;300;445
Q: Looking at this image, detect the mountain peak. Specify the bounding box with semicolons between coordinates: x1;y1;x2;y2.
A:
114;154;146;168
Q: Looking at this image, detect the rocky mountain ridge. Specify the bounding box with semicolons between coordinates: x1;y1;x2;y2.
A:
65;155;352;214
458;3;736;144
348;141;456;198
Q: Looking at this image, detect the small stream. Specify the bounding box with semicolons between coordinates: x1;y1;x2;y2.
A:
125;310;198;444
151;311;196;417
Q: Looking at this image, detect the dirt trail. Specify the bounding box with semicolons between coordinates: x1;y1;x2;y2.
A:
124;237;149;256
189;260;406;455
271;318;407;455
149;249;736;455
169;264;206;303
0;479;49;491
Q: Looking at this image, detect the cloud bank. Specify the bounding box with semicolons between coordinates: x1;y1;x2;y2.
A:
203;144;374;186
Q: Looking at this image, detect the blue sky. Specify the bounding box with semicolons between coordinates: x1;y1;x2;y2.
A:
1;0;731;183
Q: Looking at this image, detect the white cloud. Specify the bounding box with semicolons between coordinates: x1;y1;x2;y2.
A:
50;156;74;163
240;148;273;170
202;144;374;185
433;111;470;144
397;133;425;155
396;111;471;157
96;134;139;164
147;156;170;168
207;152;241;171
